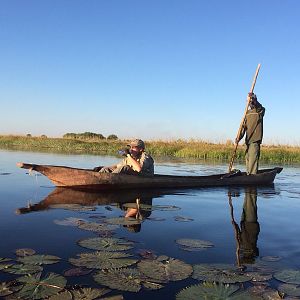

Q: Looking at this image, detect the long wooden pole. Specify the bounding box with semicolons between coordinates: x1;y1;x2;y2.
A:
228;64;261;172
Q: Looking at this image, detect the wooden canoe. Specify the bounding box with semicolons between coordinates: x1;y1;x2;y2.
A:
17;162;283;190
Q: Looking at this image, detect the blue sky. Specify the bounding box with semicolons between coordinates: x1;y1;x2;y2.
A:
0;0;299;144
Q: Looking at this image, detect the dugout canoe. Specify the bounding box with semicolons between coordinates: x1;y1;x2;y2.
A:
16;162;283;190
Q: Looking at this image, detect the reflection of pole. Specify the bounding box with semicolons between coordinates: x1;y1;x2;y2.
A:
228;192;243;269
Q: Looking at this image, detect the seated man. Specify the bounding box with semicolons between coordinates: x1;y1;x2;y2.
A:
97;139;154;176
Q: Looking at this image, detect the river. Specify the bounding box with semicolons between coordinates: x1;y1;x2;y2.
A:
1;149;300;299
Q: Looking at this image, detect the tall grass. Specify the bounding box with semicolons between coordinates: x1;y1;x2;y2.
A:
1;135;300;164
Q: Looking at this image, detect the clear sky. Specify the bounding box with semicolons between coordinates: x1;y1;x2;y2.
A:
0;0;299;144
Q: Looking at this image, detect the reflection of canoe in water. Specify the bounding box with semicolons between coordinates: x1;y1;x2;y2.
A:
16;187;162;214
17;162;283;190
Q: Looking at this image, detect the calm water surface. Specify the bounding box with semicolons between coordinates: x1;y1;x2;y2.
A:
1;149;300;299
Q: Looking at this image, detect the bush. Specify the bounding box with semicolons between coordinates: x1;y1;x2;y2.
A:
107;134;118;140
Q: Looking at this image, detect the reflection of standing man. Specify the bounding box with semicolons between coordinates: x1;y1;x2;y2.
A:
240;188;260;264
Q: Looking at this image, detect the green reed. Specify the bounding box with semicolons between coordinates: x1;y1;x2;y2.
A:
1;135;300;164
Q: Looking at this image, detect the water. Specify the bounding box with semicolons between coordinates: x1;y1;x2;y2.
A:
1;149;300;299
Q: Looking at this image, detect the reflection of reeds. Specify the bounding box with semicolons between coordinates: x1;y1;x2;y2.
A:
1;135;300;163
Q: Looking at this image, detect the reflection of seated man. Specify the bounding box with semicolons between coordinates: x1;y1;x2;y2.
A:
240;188;260;264
122;197;153;233
95;139;154;176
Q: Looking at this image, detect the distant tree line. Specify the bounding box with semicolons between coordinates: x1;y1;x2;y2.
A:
63;132;118;140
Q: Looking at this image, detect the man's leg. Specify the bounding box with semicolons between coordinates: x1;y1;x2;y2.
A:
247;143;260;174
112;165;139;175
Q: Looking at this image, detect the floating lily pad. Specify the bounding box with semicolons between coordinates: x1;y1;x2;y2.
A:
69;251;138;269
246;271;273;282
176;239;214;251
78;237;134;251
71;287;111;299
137;249;157;260
278;283;300;297
15;248;36;257
105;217;141;226
63;267;92;277
176;282;239;300
192;264;250;284
138;257;193;282
151;205;181;211
54;217;86;226
18;254;61;265
47;290;73;300
16;272;66;299
3;264;43;275
174;216;194;222
78;221;118;233
49;204;96;211
261;256;282;262
94;268;143;292
274;269;300;284
0;281;22;297
0;262;13;270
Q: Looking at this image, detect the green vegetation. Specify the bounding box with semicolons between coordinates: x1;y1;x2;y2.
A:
1;134;300;164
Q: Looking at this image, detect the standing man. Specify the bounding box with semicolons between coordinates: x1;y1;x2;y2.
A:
236;93;265;175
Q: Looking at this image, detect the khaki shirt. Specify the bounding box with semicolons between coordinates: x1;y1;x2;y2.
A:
117;152;154;176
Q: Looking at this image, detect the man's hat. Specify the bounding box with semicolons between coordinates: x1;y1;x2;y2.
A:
127;139;145;149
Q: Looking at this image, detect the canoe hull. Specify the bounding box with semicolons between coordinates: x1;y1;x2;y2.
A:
17;163;283;190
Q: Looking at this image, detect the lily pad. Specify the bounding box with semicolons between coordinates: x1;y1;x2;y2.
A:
78;237;134;252
176;282;239;300
78;221;118;233
3;264;43;275
0;258;11;263
47;290;73;300
105;217;141;226
15;248;36;257
246;271;273;282
278;283;300;297
16;272;66;299
54;217;86;226
176;238;214;251
138;257;193;282
63;267;92;277
18;254;61;265
69;251;138;269
261;256;282;262
0;281;22;297
192;264;250;284
151;205;181;211
174;216;194;222
274;269;300;284
94;268;143;292
0;262;14;271
71;287;111;299
137;249;157;260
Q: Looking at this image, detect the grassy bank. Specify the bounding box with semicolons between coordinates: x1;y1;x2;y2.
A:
1;135;300;164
